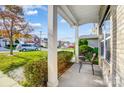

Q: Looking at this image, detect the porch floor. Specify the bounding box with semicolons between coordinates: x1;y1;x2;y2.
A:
59;63;106;87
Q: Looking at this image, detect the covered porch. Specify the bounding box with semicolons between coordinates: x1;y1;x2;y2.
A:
47;5;105;87
59;63;105;87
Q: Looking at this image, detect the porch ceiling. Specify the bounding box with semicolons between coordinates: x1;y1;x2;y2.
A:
58;5;100;26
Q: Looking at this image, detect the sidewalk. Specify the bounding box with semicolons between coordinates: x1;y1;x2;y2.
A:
0;71;21;87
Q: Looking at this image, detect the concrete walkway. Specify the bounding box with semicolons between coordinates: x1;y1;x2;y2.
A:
0;71;21;87
59;63;106;87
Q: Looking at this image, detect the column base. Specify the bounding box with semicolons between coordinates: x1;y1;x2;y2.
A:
47;80;58;87
75;58;79;63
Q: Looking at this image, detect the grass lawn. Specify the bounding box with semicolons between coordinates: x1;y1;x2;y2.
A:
59;48;74;52
0;51;47;73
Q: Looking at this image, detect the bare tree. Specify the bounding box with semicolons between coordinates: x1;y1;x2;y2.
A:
0;5;32;55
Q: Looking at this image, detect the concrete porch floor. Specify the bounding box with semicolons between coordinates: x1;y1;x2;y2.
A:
59;63;106;87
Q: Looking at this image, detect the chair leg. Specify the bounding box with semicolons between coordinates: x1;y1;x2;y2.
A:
91;63;94;75
79;62;83;73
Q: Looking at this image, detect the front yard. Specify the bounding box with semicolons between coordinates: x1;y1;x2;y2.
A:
0;50;74;86
0;51;47;73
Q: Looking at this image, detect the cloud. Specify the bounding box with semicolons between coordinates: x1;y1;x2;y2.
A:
22;5;47;15
26;10;38;15
39;6;47;11
23;5;47;15
29;22;42;29
60;19;66;23
23;5;47;11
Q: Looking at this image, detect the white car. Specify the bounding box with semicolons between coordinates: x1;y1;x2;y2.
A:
16;44;39;51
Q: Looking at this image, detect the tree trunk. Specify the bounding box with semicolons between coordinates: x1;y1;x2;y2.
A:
10;35;13;55
10;38;13;55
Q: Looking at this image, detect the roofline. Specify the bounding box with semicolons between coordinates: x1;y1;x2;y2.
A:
58;5;101;27
79;35;98;39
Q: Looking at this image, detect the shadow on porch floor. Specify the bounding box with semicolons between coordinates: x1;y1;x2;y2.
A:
59;63;106;87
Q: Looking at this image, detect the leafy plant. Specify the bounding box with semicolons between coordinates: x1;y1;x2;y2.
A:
24;51;73;87
79;39;88;46
58;51;73;63
24;58;47;87
79;45;93;54
93;47;98;55
58;51;73;76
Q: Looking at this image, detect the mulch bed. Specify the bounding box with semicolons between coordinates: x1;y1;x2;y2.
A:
58;62;74;78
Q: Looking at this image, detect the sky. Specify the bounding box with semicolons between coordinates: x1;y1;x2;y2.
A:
23;5;95;43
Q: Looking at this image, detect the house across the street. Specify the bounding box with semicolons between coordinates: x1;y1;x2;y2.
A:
79;35;98;48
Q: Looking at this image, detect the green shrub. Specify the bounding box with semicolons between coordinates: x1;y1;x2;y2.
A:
79;45;93;54
58;51;73;76
94;58;98;65
24;57;47;87
24;51;73;87
58;51;73;63
93;47;98;55
85;47;99;64
92;48;98;65
79;39;88;46
20;81;32;87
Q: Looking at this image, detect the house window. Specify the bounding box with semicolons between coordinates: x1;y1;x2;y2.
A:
100;41;104;57
100;10;111;63
106;37;110;62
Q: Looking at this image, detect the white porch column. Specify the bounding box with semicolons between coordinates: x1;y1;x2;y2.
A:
103;30;106;60
75;26;79;63
96;23;102;66
47;5;58;87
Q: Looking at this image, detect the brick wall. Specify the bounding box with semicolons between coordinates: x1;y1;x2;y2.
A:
110;5;117;87
114;5;124;86
99;5;124;87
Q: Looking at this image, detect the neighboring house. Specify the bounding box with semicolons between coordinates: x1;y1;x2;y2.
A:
41;38;48;48
0;36;10;48
79;35;98;48
0;37;6;47
57;40;72;48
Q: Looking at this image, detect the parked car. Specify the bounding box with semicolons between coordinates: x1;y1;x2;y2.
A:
16;44;39;51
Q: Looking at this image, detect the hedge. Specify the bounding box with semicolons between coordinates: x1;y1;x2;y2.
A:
24;57;47;87
79;45;93;55
24;51;73;87
58;51;73;76
79;45;99;65
58;51;73;63
79;39;88;46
